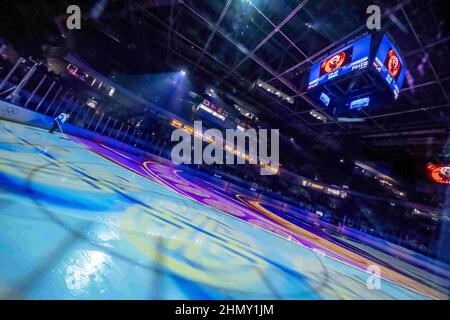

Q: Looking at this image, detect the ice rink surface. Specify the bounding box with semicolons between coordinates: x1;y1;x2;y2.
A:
0;119;448;299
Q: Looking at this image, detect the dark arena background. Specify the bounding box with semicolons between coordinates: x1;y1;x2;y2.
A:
0;0;449;302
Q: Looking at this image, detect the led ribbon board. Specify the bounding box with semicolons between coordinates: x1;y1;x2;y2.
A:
373;34;405;100
197;99;228;121
308;34;371;89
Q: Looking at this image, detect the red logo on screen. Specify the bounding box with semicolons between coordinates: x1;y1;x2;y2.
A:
385;49;401;79
428;164;450;184
321;52;346;74
319;47;353;77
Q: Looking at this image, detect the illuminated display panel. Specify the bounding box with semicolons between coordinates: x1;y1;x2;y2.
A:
428;164;450;184
320;92;331;106
319;48;353;77
373;35;405;99
197;103;226;121
201;99;229;118
349;97;370;109
308;34;371;89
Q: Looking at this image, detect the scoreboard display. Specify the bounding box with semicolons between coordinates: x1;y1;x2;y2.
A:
308;34;372;89
373;34;405;100
307;33;407;112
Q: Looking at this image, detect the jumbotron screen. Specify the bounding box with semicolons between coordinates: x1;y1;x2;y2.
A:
373;34;405;100
308;34;371;89
428;164;450;184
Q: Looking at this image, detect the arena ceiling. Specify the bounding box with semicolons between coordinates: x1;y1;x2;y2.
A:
2;0;449;171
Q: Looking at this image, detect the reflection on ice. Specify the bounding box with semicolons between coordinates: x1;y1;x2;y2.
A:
65;251;112;296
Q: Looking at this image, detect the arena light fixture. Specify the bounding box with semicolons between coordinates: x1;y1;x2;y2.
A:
309;110;327;122
255;79;294;104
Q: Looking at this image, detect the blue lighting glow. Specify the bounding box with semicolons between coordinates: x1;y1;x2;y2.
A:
350;97;370;109
320;92;331;106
